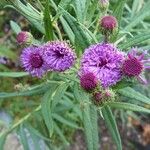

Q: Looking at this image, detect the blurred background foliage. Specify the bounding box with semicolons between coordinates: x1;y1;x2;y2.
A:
0;0;150;150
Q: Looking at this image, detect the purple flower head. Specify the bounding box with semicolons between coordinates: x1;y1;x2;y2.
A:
80;43;125;88
122;48;150;84
80;72;98;92
20;46;47;77
17;31;33;45
43;41;76;72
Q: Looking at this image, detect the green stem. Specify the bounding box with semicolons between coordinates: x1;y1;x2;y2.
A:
54;23;63;40
0;105;41;137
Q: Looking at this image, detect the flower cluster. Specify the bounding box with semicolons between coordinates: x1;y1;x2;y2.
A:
20;41;76;77
79;43;150;105
19;16;150;106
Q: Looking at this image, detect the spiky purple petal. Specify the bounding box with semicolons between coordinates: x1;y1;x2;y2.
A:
43;41;76;72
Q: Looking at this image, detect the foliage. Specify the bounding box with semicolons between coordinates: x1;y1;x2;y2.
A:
0;0;150;150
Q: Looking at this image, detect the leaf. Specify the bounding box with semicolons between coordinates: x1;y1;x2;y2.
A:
82;106;94;150
112;0;126;41
10;20;21;34
108;102;150;113
60;16;75;43
18;125;30;150
102;105;122;150
41;87;56;137
118;87;150;104
52;114;79;129
26;124;51;142
62;9;91;53
7;0;44;33
125;1;150;31
73;83;82;103
0;83;51;99
0;134;7;150
74;0;86;23
58;0;72;10
51;82;69;110
118;32;150;50
54;122;69;145
90;105;99;150
43;0;53;41
0;72;28;77
113;0;126;26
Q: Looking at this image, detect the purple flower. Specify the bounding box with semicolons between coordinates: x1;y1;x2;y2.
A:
122;48;150;84
17;31;33;45
20;46;47;77
80;72;98;92
80;43;125;88
43;41;76;72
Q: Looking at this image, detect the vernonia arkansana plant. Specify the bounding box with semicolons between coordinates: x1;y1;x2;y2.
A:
0;0;150;150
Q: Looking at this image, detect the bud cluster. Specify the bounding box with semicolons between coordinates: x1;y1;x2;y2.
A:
80;72;115;106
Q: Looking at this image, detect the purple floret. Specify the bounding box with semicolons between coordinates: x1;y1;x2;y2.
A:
43;41;76;72
20;46;47;77
80;43;125;88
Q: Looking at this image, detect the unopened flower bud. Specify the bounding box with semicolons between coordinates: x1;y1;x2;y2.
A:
92;89;115;106
99;0;109;12
80;72;98;92
104;89;115;101
100;15;118;42
17;31;33;45
92;92;103;105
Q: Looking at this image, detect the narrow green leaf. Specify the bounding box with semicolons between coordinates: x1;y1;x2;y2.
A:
54;122;69;145
60;16;75;43
108;102;150;113
0;134;7;150
102;105;122;150
118;87;150;104
26;124;51;142
52;114;79;129
58;0;72;10
0;72;28;77
18;125;30;150
113;0;126;26
82;106;94;150
112;0;126;41
90;105;99;150
41;87;56;137
62;9;91;52
52;82;69;110
10;20;21;34
74;0;86;23
44;0;53;40
125;1;150;31
119;32;150;50
0;83;51;99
